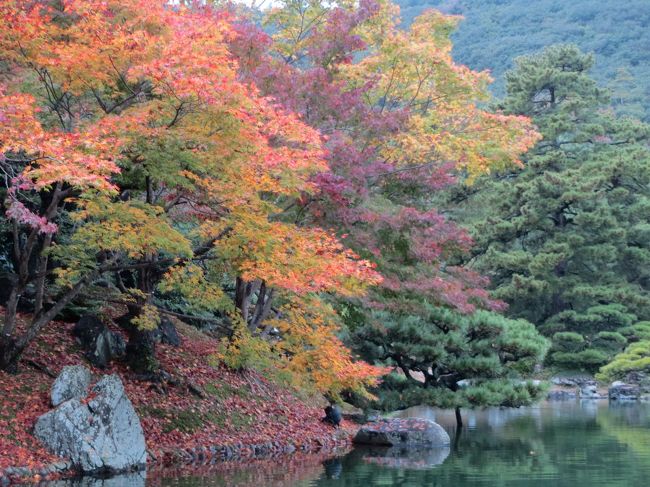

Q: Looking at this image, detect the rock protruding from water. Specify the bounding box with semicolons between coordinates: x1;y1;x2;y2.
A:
34;367;147;474
353;418;450;448
73;315;126;368
547;389;577;400
51;365;92;407
609;381;640;401
580;382;606;399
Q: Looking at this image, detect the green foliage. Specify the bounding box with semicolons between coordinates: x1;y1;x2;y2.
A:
212;319;275;372
354;305;549;411
450;45;650;371
551;332;584;353
619;322;650;342
550;349;609;373
592;331;627;352
597;341;650;382
548;330;626;373
395;0;650;120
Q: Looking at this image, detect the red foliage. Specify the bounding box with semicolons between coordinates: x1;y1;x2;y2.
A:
0;309;353;477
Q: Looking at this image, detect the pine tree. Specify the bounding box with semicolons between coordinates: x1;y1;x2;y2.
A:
456;45;650;371
354;305;549;425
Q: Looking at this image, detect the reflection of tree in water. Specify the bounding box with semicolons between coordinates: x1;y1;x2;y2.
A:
46;472;146;487
145;452;333;487
309;403;650;487
597;403;650;463
138;404;650;487
322;457;343;479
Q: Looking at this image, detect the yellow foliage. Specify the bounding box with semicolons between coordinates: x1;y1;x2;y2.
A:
131;304;161;331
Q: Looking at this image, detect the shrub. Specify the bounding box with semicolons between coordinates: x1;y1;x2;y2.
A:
552;332;586;353
592;331;627;352
550;348;609;372
597;341;650;382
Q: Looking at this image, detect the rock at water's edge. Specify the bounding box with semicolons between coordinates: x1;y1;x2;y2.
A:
580;383;606;399
609;381;640;401
35;369;147;474
547;389;577;401
353;418;450;448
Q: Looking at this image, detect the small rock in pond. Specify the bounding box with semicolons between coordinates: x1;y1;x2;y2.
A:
609;381;640;401
547;389;577;401
580;383;606;399
353;418;450;448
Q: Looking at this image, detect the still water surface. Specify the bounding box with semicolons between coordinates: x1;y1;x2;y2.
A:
54;401;650;486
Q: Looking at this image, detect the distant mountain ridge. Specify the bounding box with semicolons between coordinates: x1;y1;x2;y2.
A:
395;0;650;119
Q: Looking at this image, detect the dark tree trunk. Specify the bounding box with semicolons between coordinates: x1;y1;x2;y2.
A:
0;336;22;374
235;278;264;329
3;286;22;337
121;257;163;374
34;233;53;315
122;301;159;375
453;422;463;452
0;271;94;372
249;280;275;333
235;277;251;324
455;406;463;428
126;327;159;374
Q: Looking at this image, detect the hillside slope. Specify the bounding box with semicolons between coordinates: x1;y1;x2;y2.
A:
395;0;650;119
0;310;352;481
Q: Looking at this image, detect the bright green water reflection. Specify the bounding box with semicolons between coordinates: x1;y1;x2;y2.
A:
309;401;650;487
303;402;650;487
52;401;650;486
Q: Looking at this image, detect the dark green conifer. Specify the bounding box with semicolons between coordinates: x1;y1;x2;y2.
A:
456;45;650;370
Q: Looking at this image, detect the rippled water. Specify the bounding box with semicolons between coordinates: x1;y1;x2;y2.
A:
49;400;650;486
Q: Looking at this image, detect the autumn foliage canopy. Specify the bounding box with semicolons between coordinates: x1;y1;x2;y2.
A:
0;0;538;398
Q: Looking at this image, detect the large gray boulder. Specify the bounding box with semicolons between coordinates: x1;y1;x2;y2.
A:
609;381;640;401
353;418;450;448
51;365;92;407
35;371;147;474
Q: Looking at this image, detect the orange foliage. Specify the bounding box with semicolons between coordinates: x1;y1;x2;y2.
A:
0;0;382;393
269;296;388;399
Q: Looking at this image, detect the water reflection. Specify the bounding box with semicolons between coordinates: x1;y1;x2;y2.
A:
321;458;342;479
45;401;650;486
354;445;450;470
35;471;146;487
310;401;650;486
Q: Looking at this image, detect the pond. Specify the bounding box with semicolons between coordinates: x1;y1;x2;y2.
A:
48;400;650;486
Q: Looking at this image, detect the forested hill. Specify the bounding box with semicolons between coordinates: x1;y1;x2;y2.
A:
395;0;650;120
